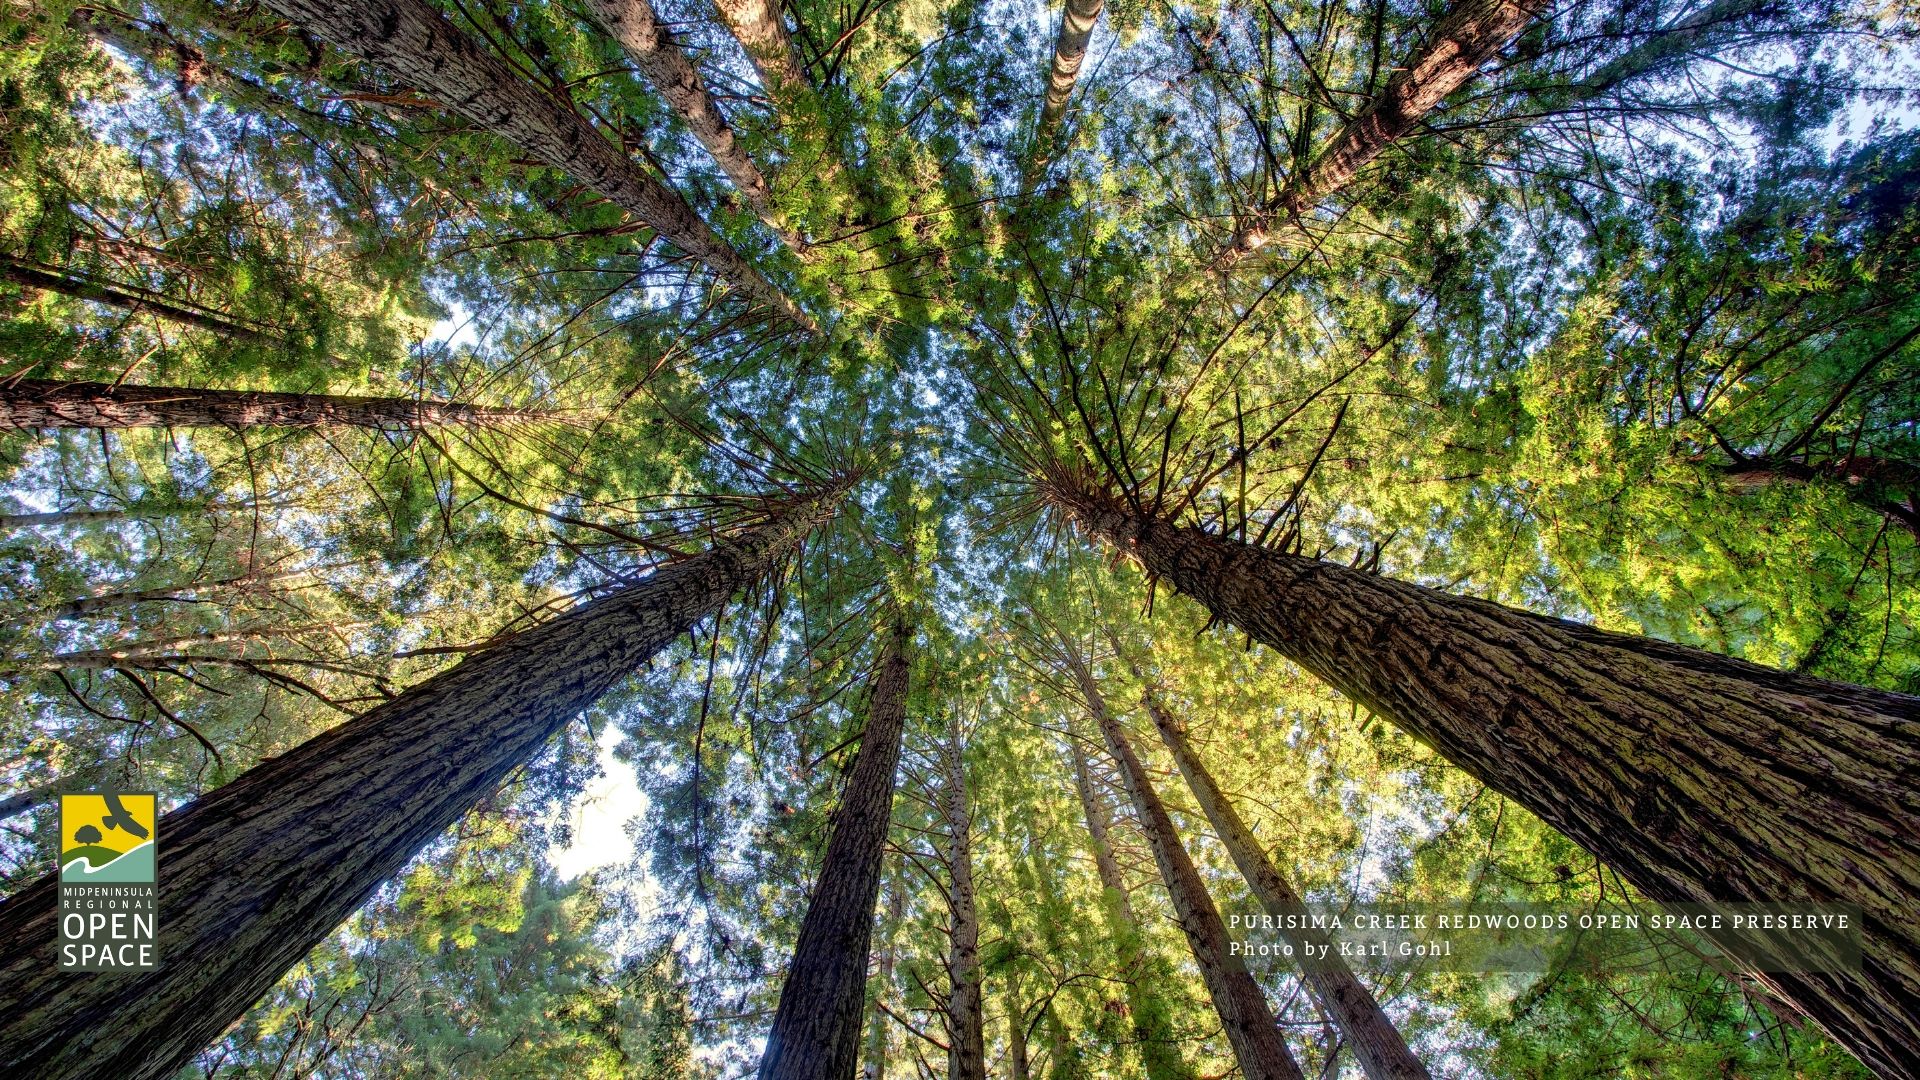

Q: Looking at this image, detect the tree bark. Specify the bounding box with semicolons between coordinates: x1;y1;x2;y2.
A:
1006;969;1032;1080
941;710;987;1080
0;483;846;1080
1042;473;1920;1078
252;0;816;334
860;880;904;1080
581;0;803;251
0;379;569;432
1721;455;1920;539
1062;645;1305;1080
12;563;327;627
712;0;812;103
1226;0;1546;258
1026;0;1106;183
1064;731;1196;1080
0;257;282;344
1132;676;1430;1080
758;618;911;1080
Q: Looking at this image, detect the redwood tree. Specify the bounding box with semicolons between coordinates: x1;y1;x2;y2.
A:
1041;468;1920;1078
1060;641;1305;1080
252;0;816;333
0;482;847;1080
757;618;912;1080
0;379;569;431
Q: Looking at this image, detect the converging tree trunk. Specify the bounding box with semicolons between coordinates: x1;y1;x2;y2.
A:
940;710;987;1080
1041;472;1920;1078
252;0;816;334
0;482;847;1080
1;257;282;343
1061;644;1305;1080
1064;731;1197;1080
581;0;803;251
1226;0;1545;258
1026;0;1106;183
0;379;569;432
758;618;912;1080
1124;661;1429;1080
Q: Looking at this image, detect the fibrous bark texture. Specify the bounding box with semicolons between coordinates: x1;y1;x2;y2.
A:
581;0;802;250
1066;649;1305;1080
1028;0;1106;179
254;0;816;333
758;619;912;1080
1138;681;1430;1080
1228;0;1545;257
1044;475;1920;1078
0;485;845;1080
942;712;988;1080
0;379;563;431
712;0;811;101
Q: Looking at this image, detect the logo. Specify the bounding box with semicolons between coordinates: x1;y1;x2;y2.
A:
58;792;158;970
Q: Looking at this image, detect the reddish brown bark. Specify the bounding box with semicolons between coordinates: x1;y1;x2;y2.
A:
1042;471;1920;1078
0;485;846;1080
1227;0;1546;258
253;0;816;333
582;0;803;251
1133;677;1430;1080
0;379;566;431
758;619;912;1080
1061;644;1304;1080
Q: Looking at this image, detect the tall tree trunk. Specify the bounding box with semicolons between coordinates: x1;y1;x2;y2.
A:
12;562;333;627
1;257;282;343
1041;473;1920;1078
0;483;846;1080
0;623;367;677
1064;732;1195;1080
1128;670;1429;1080
0;509;148;529
252;0;816;334
861;880;904;1080
1227;0;1545;258
1720;455;1920;539
1061;644;1305;1080
711;0;812;103
758;618;912;1080
0;379;569;432
1006;969;1033;1080
581;0;803;251
941;710;987;1080
1025;0;1106;183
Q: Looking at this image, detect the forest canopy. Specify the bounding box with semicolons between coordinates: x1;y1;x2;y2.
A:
0;0;1917;1076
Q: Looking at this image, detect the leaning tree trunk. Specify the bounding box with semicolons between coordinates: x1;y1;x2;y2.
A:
758;618;912;1080
251;0;815;335
1025;0;1106;184
1;258;281;343
1132;674;1430;1080
0;379;567;431
1064;732;1196;1080
1042;472;1920;1078
0;482;846;1080
1063;646;1305;1080
581;0;803;251
1226;0;1545;258
941;710;988;1080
